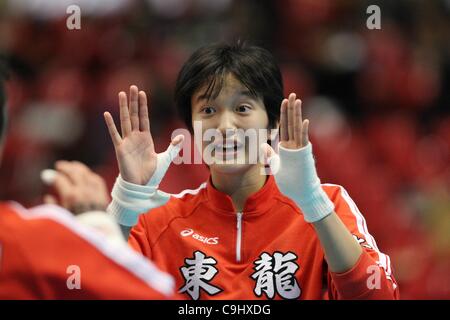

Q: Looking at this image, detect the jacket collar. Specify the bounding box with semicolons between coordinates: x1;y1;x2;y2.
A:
204;174;281;216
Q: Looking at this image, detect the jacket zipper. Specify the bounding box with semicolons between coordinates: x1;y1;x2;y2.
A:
236;212;243;262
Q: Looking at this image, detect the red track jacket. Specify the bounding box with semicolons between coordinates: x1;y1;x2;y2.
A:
129;175;399;300
0;202;174;299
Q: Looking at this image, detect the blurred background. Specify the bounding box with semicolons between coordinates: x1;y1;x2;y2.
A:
0;0;448;299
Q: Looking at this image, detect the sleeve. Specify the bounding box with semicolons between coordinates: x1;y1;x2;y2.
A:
128;213;153;259
323;185;400;300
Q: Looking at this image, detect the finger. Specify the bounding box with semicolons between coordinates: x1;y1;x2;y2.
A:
71;161;94;185
70;162;105;199
55;161;85;186
71;160;91;173
279;99;288;142
86;175;110;205
302;119;309;147
92;175;110;200
43;194;58;205
294;99;302;146
138;91;151;132
103;112;122;147
119;92;131;136
53;173;74;208
287;93;296;140
129;85;139;130
71;161;104;189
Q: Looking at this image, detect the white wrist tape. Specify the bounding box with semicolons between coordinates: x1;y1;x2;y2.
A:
267;142;334;223
147;143;182;187
107;143;181;227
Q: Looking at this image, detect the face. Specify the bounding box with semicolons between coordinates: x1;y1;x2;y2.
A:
191;73;270;175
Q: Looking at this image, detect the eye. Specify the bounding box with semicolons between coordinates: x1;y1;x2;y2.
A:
201;106;216;115
235;105;251;113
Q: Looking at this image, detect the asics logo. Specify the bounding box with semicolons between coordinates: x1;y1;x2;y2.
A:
180;228;219;245
180;229;194;237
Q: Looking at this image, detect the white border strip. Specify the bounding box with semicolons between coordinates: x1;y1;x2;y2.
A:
171;182;207;199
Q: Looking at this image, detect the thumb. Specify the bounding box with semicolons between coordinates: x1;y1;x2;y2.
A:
171;134;184;147
168;134;185;161
260;143;280;175
260;143;275;164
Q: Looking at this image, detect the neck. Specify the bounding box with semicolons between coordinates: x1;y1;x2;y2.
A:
210;165;267;212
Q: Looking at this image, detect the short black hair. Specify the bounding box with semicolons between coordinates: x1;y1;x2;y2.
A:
0;56;9;141
174;41;283;132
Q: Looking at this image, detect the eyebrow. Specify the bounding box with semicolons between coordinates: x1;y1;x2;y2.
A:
195;90;255;103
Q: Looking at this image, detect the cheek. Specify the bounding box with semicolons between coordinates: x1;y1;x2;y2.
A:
261;112;270;129
192;123;216;152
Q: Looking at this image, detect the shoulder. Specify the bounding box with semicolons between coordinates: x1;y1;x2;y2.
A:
0;202;174;298
321;183;348;199
0;201;75;236
321;183;361;211
139;182;208;231
320;183;366;223
273;183;348;212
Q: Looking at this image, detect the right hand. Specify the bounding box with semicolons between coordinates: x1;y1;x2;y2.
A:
43;161;110;215
103;85;183;185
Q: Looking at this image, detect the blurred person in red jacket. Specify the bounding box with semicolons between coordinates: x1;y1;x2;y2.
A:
0;61;174;299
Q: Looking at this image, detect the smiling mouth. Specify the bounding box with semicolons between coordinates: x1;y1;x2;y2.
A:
213;142;244;155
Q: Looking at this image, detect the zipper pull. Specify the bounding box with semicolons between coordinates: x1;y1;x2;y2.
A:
236;212;242;229
236;212;243;262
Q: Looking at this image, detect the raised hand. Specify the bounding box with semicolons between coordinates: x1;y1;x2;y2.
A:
260;93;334;224
103;85;183;185
279;93;309;150
261;92;310;164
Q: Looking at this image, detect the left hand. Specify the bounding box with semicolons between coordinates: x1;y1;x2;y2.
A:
262;92;309;161
279;93;309;149
261;93;335;223
43;161;110;215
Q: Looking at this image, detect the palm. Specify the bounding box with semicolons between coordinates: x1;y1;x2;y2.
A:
104;85;158;185
116;131;157;185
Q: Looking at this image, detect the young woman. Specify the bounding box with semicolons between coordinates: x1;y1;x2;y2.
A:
104;42;399;300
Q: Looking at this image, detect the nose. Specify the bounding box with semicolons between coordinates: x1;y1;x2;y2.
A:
216;110;237;137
